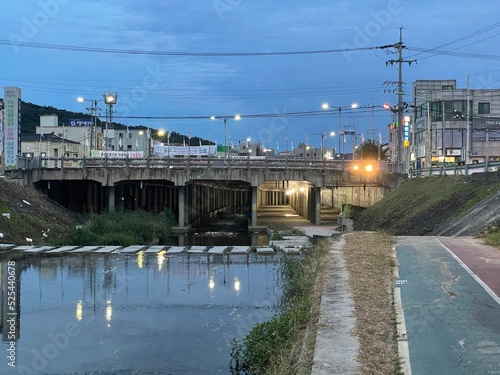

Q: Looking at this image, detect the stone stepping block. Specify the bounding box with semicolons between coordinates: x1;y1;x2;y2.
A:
45;246;79;254
118;245;146;254
144;245;168;254
231;246;251;254
166;246;187;254
23;246;55;253
256;247;275;255
187;246;207;254
282;247;302;254
94;246;122;254
207;246;228;254
70;246;102;253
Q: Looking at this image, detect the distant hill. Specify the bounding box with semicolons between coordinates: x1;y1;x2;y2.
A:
3;99;211;146
16;100;97;134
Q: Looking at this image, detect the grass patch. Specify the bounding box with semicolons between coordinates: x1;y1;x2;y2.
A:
354;176;500;235
269;223;306;239
481;219;500;248
51;209;177;246
230;239;330;374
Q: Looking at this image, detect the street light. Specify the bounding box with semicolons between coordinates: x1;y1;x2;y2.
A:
210;114;241;158
77;97;103;155
150;129;166;157
103;92;118;152
328;131;336;159
321;102;358;159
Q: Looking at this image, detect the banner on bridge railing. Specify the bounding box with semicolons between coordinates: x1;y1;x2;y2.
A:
91;150;145;158
153;145;217;157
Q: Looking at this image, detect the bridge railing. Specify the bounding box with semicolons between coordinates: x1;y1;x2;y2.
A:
19;155;389;172
19;155;500;177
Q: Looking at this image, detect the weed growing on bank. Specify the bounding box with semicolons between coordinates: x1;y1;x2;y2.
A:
51;209;177;246
230;239;330;374
269;223;306;240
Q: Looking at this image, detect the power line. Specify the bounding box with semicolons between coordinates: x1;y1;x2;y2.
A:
408;22;500;59
407;47;500;61
0;39;383;57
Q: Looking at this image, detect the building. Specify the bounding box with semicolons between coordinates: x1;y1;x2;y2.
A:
230;140;264;156
21;133;81;168
35;115;150;157
388;80;500;169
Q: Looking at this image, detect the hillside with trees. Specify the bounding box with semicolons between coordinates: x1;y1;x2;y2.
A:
2;99;210;146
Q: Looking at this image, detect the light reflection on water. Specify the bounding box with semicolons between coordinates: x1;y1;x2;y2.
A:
0;252;283;374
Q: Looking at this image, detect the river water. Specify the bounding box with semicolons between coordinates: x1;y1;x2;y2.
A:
0;251;283;374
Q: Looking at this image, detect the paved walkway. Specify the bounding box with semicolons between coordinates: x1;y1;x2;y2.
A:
305;232;500;375
395;236;500;375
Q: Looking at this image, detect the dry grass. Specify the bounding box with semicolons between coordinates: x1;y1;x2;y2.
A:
343;232;400;375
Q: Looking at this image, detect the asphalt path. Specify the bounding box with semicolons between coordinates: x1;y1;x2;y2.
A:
396;236;500;375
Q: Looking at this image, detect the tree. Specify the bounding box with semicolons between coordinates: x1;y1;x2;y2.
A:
354;140;389;161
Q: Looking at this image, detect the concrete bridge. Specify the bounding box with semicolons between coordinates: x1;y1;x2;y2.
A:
17;156;404;232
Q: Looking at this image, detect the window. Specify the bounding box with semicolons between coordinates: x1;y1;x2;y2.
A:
452;129;465;147
478;102;490;115
431;125;443;149
430;101;442;121
472;130;486;142
453;101;467;120
415;103;427;119
444;100;467;120
489;129;500;141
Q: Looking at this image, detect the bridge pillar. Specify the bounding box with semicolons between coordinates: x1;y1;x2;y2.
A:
108;186;116;211
178;185;186;229
251;186;257;227
314;187;321;225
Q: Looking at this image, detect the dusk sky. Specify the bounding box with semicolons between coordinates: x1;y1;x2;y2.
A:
1;0;500;152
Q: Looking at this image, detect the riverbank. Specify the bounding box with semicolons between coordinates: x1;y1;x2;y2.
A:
299;228;400;375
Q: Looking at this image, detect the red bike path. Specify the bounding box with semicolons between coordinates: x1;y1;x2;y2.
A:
438;236;500;300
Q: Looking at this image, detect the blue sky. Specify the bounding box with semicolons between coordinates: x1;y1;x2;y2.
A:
1;0;500;152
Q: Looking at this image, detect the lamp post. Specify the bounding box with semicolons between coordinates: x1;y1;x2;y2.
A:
77;97;103;155
311;131;334;158
321;102;359;159
328;131;336;159
210;114;241;158
103;92;118;152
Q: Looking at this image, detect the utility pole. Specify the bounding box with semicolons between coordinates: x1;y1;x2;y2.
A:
386;27;417;167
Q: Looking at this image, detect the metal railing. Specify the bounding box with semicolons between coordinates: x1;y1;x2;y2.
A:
17;155;389;173
17;155;499;177
411;161;500;177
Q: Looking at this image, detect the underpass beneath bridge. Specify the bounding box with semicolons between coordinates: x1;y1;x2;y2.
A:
25;159;403;232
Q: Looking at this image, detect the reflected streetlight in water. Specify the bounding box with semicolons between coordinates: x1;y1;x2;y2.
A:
209;278;215;291
137;251;144;269
157;250;166;271
106;300;113;327
76;300;83;321
234;277;241;292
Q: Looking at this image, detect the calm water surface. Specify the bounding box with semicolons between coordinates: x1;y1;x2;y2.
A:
0;252;283;374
